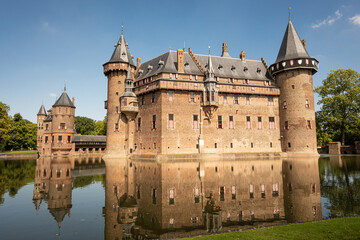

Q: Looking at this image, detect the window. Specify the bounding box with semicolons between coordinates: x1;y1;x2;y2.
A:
58;135;62;143
268;96;274;106
56;170;61;178
288;142;291;148
45;136;48;143
305;99;310;108
168;114;174;129
206;91;210;102
244;79;249;84
234;95;239;104
217;115;223;129
219;186;225;201
283;101;287;109
141;96;145;105
307;120;312;129
246;95;250;105
292;85;295;89
114;123;119;131
272;183;279;197
52;136;54;143
172;73;176;79
194;188;200;203
169;189;174;205
151;93;155;103
60;123;65;130
231;186;236;200
229;116;234;129
258;117;262;129
152;188;156;204
169;218;174;229
265;80;270;86
261;184;265;198
249;184;254;199
211;91;215;101
137;185;141;199
45;124;49;130
246;116;251;129
137;118;141;131
273;209;280;219
223;94;227;104
285;121;289;130
193;115;199;129
116;106;119;113
189;92;195;102
269;117;275;129
67;136;71;143
152;115;156;130
169;91;173;101
229;78;233;83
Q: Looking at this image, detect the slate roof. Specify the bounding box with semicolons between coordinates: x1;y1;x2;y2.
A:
72;134;106;143
275;20;309;63
106;31;135;66
53;90;75;108
37;104;47;115
44;110;52;122
135;51;271;81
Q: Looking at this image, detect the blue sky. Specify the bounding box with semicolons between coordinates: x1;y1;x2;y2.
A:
0;0;359;123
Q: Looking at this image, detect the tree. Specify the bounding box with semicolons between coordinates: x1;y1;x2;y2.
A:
94;116;107;136
315;68;360;145
75;116;96;135
0;102;10;151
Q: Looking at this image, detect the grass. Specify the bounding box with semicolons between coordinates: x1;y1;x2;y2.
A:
181;217;360;240
0;150;37;155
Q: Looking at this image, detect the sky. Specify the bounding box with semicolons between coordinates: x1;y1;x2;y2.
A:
0;0;359;123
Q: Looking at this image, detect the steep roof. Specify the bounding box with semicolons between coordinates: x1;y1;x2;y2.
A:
275;20;309;63
107;31;135;66
37;104;47;115
53;89;75;108
135;51;270;81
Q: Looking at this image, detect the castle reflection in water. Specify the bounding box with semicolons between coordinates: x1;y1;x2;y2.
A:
33;156;322;239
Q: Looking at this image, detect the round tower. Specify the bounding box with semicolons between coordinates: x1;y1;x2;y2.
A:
269;20;319;155
103;30;136;158
37;104;47;154
51;87;76;155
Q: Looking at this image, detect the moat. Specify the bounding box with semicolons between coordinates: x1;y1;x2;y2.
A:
0;155;359;240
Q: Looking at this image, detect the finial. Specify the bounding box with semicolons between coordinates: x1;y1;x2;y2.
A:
64;80;67;92
289;7;291;21
208;45;211;55
121;21;124;34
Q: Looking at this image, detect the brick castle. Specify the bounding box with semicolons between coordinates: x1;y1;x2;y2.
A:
37;19;318;158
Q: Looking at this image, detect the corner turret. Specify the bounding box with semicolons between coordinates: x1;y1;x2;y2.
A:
202;49;218;120
37;104;47;153
269;20;318;155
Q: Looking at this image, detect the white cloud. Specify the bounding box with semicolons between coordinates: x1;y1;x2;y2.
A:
312;10;342;28
41;21;56;33
49;93;57;98
349;14;360;26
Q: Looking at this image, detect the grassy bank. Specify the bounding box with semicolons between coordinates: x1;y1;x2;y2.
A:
181;217;360;240
0;150;37;155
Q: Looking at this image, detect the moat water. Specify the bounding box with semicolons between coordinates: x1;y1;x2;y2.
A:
0;155;359;239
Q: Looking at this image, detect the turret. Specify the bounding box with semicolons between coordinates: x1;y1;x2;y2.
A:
37;104;47;154
202;50;219;120
103;29;136;158
269;19;318;155
51;87;76;155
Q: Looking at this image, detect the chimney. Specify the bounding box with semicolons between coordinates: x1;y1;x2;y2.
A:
240;50;246;62
72;97;75;105
137;57;141;68
301;39;306;49
177;49;184;73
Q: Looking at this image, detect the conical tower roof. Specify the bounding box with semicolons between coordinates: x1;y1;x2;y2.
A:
107;30;135;66
205;51;216;82
37;104;47;116
275;20;309;63
122;66;136;97
53;88;75;108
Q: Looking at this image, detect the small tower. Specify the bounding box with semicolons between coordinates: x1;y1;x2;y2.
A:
202;50;219;120
37;104;47;154
103;29;136;158
51;87;76;155
269;19;319;155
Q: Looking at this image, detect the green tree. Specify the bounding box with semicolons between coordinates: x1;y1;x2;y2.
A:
6;113;37;151
0;102;10;151
75;116;96;135
315;68;360;145
94;116;107;136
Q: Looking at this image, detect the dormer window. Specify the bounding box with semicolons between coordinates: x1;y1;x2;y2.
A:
147;65;153;72
184;62;189;66
218;64;223;70
158;60;164;67
244;66;248;72
231;65;236;71
257;67;261;73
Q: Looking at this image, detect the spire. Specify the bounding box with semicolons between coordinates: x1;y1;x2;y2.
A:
275;20;310;63
37;104;47;116
206;46;215;80
53;90;75;108
107;28;135;66
121;66;136;97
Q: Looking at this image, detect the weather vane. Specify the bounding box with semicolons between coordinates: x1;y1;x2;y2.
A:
208;45;211;55
121;21;124;34
289;7;291;21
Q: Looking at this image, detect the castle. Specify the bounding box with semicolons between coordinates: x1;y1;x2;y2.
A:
37;18;318;158
103;18;318;159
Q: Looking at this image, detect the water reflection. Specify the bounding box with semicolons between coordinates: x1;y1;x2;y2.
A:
104;157;322;239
